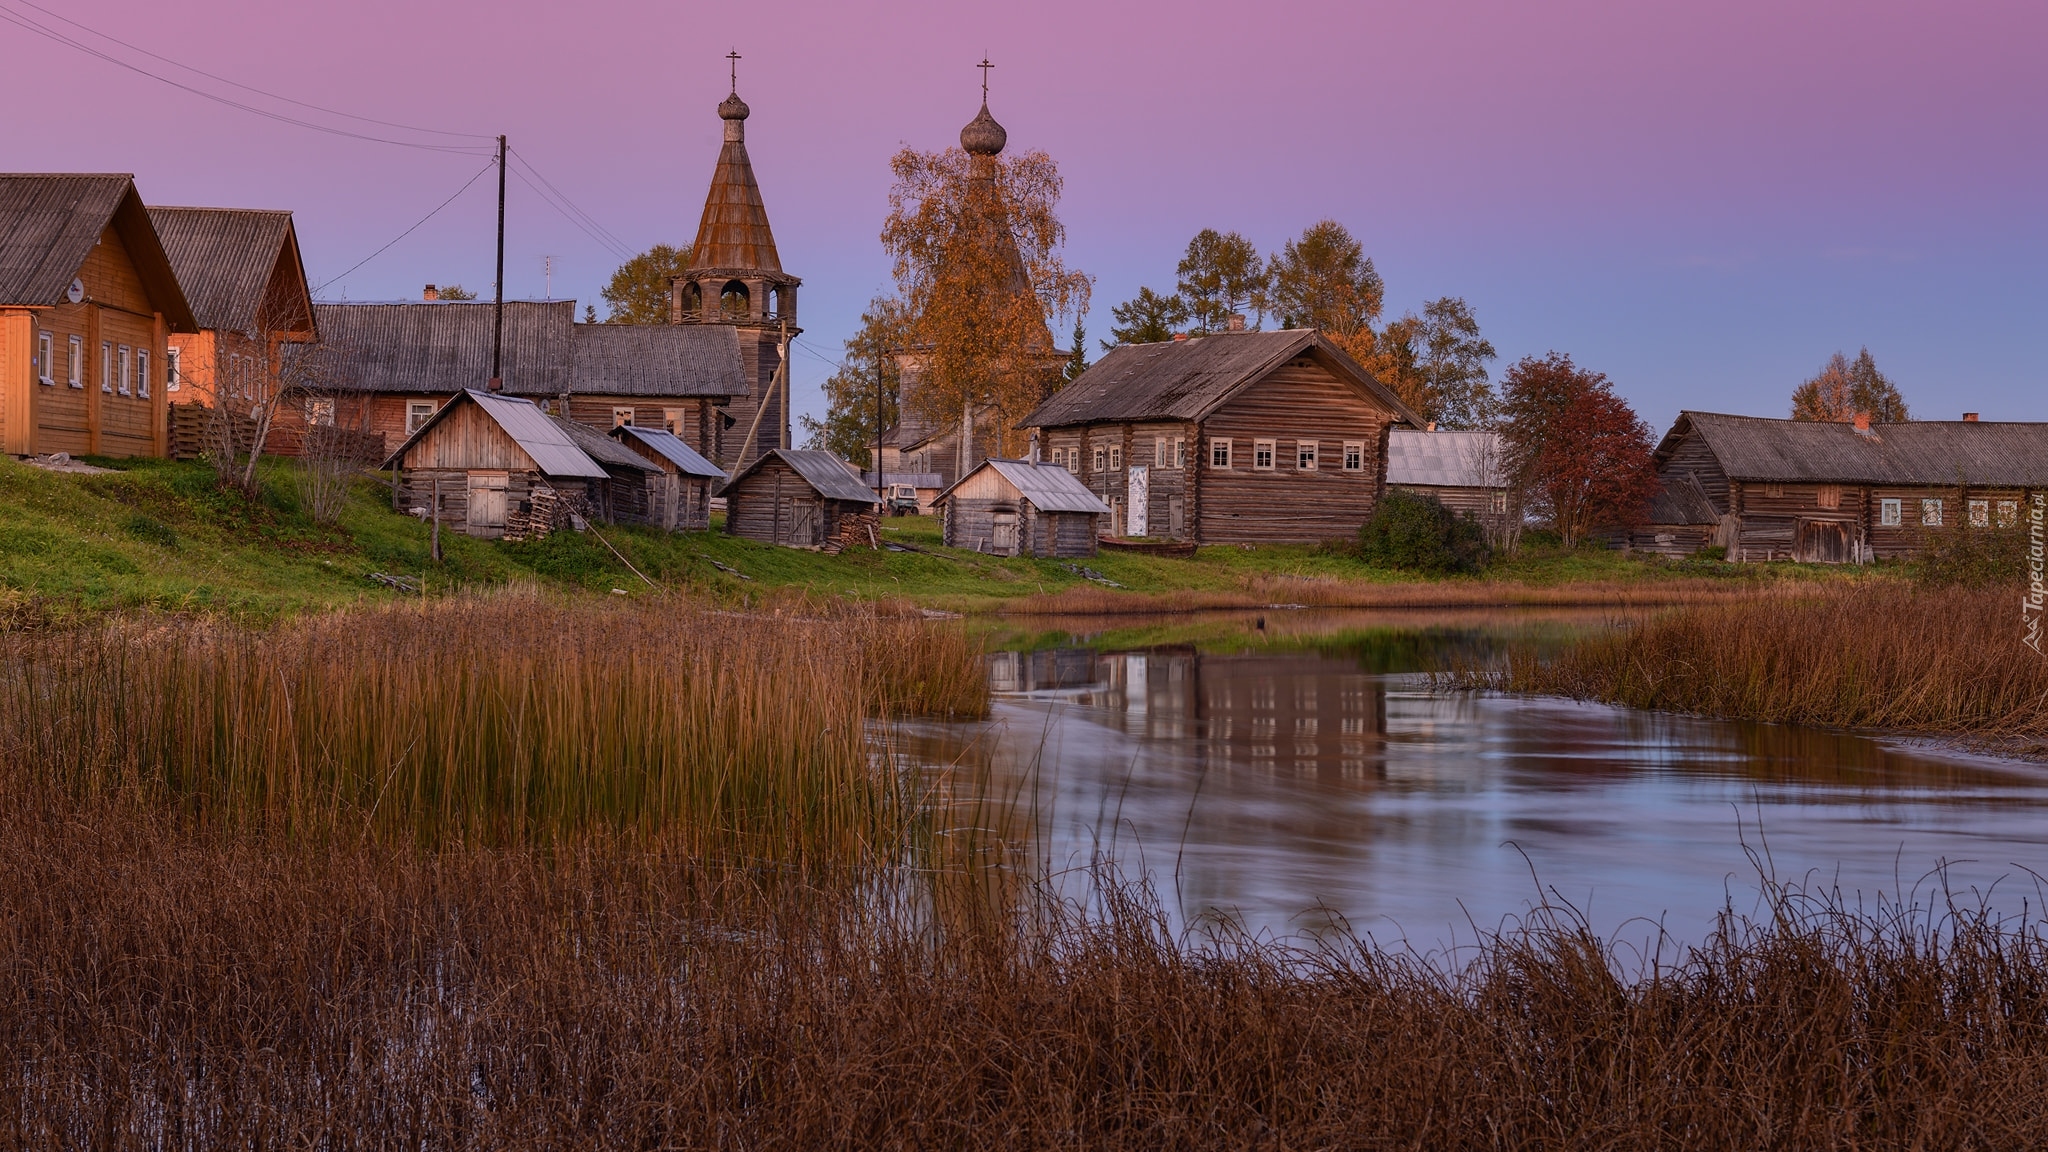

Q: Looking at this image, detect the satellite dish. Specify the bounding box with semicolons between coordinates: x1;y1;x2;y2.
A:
66;278;84;304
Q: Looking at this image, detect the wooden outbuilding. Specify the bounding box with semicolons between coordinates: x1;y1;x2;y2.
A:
934;458;1111;557
1020;329;1422;545
570;322;746;459
551;415;663;525
382;388;610;540
610;424;727;530
721;448;879;548
148;206;335;458
1385;429;1507;517
0;174;197;458
1644;411;2048;562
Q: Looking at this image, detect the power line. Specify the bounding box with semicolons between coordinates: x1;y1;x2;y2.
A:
4;0;493;143
0;3;492;155
508;149;636;260
505;162;632;263
313;158;498;295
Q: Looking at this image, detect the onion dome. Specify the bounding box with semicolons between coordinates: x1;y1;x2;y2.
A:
960;102;1007;157
719;92;750;121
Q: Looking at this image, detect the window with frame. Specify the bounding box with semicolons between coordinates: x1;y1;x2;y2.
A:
1210;439;1231;468
101;341;112;393
137;349;149;398
1173;437;1186;468
1297;440;1318;471
1109;446;1122;470
1997;500;2020;528
1763;482;1784;498
406;400;438;434
307;398;336;426
663;408;683;435
1817;484;1842;509
1921;498;1943;527
613;406;634;427
1092;447;1106;473
1066;449;1080;475
116;346;131;396
165;346;180;392
1342;441;1364;471
1880;498;1902;527
1252;439;1276;470
68;336;82;387
1968;499;1989;528
36;331;52;384
1155;437;1167;468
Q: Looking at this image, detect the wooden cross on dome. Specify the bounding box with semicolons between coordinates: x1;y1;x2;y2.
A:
978;57;993;102
728;50;741;93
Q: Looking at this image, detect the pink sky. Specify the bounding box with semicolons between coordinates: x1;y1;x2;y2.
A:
3;0;2042;431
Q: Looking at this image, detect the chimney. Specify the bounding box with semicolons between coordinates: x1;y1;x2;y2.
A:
486;376;501;393
1963;412;1979;422
1853;412;1871;432
422;284;439;302
1426;421;1438;432
1172;332;1189;342
1226;313;1246;332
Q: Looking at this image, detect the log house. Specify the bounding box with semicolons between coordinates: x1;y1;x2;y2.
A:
721;448;879;548
934;458;1110;557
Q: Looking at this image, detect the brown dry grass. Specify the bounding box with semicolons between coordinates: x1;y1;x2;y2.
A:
7;802;2048;1147
1005;574;1784;616
1476;581;2048;747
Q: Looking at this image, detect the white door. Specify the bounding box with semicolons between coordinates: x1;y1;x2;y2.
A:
1127;464;1149;537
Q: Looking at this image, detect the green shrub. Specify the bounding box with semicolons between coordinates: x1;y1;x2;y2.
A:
1357;490;1490;575
1915;524;2028;588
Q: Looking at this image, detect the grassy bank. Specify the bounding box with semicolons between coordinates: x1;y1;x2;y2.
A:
1469;582;2048;751
0;454;1879;621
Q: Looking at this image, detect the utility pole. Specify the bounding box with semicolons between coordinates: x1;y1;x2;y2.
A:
490;133;507;391
875;362;885;510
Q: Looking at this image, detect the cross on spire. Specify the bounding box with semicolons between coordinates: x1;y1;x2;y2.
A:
728;49;741;94
978;57;993;103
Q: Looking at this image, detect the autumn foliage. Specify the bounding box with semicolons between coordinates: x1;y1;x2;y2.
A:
1499;353;1659;548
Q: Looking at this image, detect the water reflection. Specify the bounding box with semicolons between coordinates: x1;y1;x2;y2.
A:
912;626;2048;949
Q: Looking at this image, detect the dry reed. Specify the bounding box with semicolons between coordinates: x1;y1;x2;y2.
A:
1472;582;2048;746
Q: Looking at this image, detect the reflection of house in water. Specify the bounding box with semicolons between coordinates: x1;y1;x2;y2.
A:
990;649;1399;783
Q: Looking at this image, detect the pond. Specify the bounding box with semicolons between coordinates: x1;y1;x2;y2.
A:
901;609;2048;951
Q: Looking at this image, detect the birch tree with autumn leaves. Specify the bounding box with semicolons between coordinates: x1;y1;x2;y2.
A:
879;145;1090;462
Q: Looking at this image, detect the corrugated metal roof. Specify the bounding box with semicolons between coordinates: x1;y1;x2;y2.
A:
314;301;573;396
1022;329;1422;429
983;459;1112;514
723;448;878;503
380;389;607;477
686;126;781;274
863;471;947;489
1386;429;1503;488
1664;411;2048;485
0;174;196;329
573;323;746;397
148;206;306;335
553;415;660;472
614;425;727;479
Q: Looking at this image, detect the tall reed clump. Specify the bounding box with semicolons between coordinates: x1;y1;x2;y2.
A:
1476;582;2048;743
0;592;988;857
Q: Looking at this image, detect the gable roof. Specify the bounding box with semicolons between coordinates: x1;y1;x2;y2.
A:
1386;429;1503;488
0;174;195;329
379;388;607;478
572;323;746;397
935;458;1112;515
1022;329;1423;430
613;425;727;479
721;448;877;503
315;301;573;396
551;415;660;473
1660;411;2048;486
148;206;311;337
1647;471;1722;525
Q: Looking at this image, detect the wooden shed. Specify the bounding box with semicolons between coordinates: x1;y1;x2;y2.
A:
382;388;608;540
934;458;1110;557
551;415;663;526
610;424;727;530
1646;411;2048;562
1020;329;1422;545
720;448;879;548
1385;430;1506;516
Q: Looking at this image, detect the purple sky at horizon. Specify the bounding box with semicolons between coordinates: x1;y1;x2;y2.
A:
4;0;2042;433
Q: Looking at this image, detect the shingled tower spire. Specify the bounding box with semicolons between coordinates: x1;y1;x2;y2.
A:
672;52;800;466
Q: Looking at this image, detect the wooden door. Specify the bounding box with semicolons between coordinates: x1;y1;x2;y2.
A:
1168;495;1185;539
1794;519;1849;564
466;471;507;535
991;510;1020;556
788;498;821;545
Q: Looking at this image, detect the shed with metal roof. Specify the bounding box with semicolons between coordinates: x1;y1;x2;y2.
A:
1385;429;1507;519
611;424;727;530
381;388;611;540
720;448;878;549
934;458;1111;557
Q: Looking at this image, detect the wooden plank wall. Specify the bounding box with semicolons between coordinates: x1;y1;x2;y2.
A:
1390;483;1501;518
401;400;537;471
1041;420;1195;539
726;458;799;544
1195;362;1392;545
1660;432;1731;513
565;395;724;460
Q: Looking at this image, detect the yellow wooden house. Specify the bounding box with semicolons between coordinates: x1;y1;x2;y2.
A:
0;174;196;458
